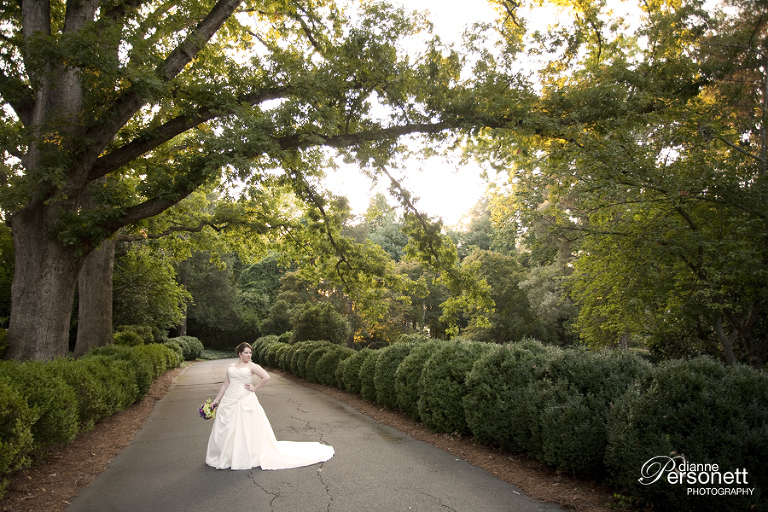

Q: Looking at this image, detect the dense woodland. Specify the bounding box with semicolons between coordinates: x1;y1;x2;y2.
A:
0;0;766;369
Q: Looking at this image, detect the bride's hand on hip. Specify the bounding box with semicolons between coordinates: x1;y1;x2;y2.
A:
245;383;255;392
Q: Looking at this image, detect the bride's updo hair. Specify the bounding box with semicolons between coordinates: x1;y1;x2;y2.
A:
236;342;253;355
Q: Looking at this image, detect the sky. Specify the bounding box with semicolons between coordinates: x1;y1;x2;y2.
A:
321;0;501;228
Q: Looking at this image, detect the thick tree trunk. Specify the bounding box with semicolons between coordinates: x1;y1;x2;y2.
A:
5;207;84;360
74;239;117;357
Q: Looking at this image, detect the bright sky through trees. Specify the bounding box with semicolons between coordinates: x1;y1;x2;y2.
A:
322;0;500;227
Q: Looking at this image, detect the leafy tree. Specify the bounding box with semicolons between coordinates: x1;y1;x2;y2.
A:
484;0;768;366
112;243;191;334
1;0;533;360
291;301;350;345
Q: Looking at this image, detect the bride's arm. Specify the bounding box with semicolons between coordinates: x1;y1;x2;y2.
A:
247;363;270;392
212;371;231;406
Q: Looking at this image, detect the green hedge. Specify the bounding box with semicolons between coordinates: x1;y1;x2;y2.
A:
341;348;373;395
0;375;36;498
537;348;650;476
304;343;336;383
359;350;381;402
167;336;203;361
463;339;556;452
394;340;444;420
0;343;181;500
417;341;494;435
374;343;414;409
315;346;354;387
605;356;768;512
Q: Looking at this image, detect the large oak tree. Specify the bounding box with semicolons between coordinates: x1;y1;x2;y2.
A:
0;0;533;360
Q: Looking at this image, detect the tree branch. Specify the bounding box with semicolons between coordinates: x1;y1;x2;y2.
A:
88;87;289;180
82;0;245;167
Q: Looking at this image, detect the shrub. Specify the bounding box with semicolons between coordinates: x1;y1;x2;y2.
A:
315;346;354;387
278;343;297;371
117;325;154;344
537;348;650;476
417;341;494;434
168;336;203;360
359;350;381;402
0;361;80;448
278;331;293;345
82;355;140;411
335;356;349;389
86;345;154;396
113;330;144;346
291;302;350;345
463;339;556;453
0;375;36;499
374;343;415;409
164;340;183;361
46;358;111;429
341;348;373;395
265;342;290;368
293;341;333;379
605;356;768;512
253;335;279;365
305;343;337;383
394;340;444;420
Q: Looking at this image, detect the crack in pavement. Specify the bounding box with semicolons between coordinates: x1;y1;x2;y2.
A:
316;465;334;512
250;472;280;510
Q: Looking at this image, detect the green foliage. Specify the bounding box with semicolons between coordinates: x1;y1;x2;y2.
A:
288;341;334;379
341;348;374;396
168;336;204;360
0;361;79;448
290;302;350;346
315;346;355;387
118;325;155;344
537;349;650;476
0;376;36;498
359;350;381;402
417;341;494;434
304;343;337;383
463;339;555;452
113;330;144;346
374;342;415;409
0;345;179;498
394;340;444;420
261;301;294;338
606;357;768;512
253;335;280;365
113;244;190;333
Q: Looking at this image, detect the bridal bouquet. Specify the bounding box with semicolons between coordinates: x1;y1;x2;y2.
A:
199;399;217;420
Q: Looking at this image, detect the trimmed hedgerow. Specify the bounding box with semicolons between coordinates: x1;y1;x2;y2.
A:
605;356;768;512
374;342;415;409
463;339;556;453
253;335;279;365
288;341;318;376
0;344;180;501
167;336;203;360
394;340;444;421
537;348;650;477
341;348;373;395
314;346;354;387
0;361;80;448
278;343;297;372
295;341;334;379
0;375;36;498
359;350;381;402
304;343;337;383
417;341;494;435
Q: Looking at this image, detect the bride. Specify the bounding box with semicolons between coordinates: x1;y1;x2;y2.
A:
205;342;334;470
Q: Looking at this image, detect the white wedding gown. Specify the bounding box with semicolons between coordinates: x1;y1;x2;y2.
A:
205;365;334;470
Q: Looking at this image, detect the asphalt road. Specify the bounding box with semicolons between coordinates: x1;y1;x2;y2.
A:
67;359;564;512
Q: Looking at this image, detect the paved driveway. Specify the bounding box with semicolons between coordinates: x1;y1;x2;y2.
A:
67;359;563;512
